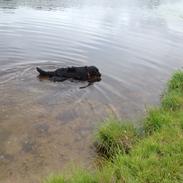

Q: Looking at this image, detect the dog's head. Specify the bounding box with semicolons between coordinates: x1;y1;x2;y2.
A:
88;66;101;81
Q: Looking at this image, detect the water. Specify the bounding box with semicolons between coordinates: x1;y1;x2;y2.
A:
0;0;183;182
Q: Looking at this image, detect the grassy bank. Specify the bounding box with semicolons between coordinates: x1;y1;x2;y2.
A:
44;70;183;183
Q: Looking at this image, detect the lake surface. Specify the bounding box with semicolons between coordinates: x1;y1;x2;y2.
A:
0;0;183;182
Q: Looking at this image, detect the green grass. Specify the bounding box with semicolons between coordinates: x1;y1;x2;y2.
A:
44;70;183;183
95;119;138;158
167;70;183;92
143;108;173;135
44;175;65;183
162;90;183;111
44;169;97;183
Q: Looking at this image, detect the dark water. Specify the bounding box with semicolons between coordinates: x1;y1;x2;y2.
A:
0;0;183;182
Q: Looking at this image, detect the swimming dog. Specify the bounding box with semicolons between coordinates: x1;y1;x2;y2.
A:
36;66;101;88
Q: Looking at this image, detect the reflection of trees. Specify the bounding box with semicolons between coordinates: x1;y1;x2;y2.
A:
1;0;180;10
0;0;83;10
138;0;161;9
138;0;181;9
1;0;182;10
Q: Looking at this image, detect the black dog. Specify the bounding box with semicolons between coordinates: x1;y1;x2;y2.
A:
36;66;101;88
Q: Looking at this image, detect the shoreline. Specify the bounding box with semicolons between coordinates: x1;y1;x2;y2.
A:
45;70;183;183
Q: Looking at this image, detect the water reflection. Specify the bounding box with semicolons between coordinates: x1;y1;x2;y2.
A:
0;0;181;10
0;0;79;10
0;0;183;183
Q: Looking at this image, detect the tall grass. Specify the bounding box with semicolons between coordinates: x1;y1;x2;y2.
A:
44;70;183;183
95;119;138;158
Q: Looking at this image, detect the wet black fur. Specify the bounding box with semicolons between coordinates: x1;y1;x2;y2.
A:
36;66;101;88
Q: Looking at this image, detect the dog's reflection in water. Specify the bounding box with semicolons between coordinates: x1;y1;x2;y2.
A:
37;66;102;89
38;75;49;81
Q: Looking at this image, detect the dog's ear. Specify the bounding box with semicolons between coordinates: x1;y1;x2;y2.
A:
90;67;100;75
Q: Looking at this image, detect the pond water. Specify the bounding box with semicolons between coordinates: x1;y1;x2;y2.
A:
0;0;183;182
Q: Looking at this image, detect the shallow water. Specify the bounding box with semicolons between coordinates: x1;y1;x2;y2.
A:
0;0;183;182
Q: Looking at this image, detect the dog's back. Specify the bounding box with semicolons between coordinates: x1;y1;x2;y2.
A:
37;66;101;82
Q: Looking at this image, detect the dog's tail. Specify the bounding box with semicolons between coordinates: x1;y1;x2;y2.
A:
36;67;54;77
